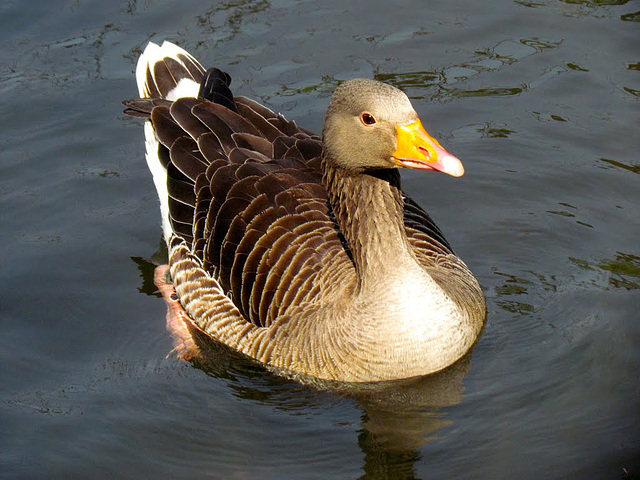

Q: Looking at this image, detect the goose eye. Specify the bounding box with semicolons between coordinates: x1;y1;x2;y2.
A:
360;112;376;126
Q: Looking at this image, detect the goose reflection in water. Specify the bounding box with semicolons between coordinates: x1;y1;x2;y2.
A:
134;253;472;479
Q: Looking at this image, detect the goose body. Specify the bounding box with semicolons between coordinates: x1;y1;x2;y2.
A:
124;41;485;382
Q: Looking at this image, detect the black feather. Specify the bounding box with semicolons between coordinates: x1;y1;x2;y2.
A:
198;68;238;112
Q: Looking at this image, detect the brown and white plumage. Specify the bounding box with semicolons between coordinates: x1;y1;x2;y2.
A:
124;41;485;382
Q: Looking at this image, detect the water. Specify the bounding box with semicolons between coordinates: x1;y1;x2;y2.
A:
1;1;638;478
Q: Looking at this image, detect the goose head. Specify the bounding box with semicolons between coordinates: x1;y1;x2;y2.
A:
322;78;464;177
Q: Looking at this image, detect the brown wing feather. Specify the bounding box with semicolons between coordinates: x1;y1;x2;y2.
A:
137;86;351;327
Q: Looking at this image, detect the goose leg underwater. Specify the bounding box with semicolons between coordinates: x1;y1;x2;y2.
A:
123;41;486;383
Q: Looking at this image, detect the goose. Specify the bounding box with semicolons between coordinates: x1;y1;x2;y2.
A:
123;41;485;383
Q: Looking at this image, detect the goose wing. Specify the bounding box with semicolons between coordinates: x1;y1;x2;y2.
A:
126;74;353;328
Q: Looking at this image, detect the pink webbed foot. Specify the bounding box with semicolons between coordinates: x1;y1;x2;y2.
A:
154;265;201;361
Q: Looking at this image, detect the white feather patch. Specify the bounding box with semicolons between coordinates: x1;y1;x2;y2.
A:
136;41;205;244
166;77;199;101
144;122;172;244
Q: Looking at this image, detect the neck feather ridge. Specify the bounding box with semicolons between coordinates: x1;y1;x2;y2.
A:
322;158;418;288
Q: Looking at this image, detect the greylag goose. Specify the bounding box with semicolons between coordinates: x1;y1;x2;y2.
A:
124;41;485;382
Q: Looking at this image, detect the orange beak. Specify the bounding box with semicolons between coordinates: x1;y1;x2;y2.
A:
392;119;464;177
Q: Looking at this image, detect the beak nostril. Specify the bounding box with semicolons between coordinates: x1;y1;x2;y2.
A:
418;146;430;158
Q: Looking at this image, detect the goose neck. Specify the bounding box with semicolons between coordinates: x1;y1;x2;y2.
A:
322;159;417;286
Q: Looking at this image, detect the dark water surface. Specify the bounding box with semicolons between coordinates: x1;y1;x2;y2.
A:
1;1;638;478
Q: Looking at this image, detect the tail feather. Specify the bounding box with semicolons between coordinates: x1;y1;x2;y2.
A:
135;41;205;99
135;41;206;244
